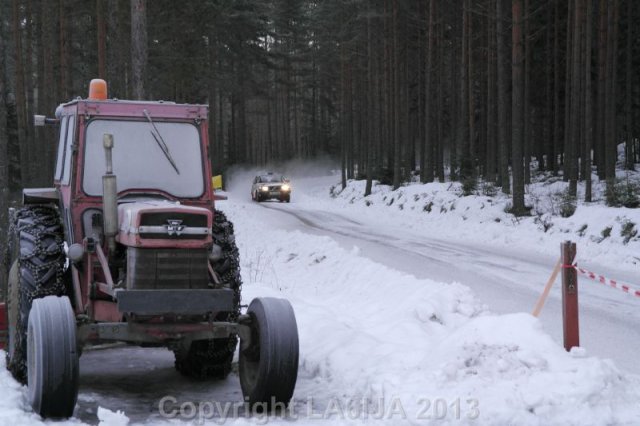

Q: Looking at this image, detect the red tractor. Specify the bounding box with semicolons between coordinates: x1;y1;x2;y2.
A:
0;80;299;419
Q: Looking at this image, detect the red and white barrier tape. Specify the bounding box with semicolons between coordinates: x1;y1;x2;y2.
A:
567;264;640;298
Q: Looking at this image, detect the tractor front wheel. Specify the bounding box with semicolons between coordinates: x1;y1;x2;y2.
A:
27;296;78;419
239;297;299;409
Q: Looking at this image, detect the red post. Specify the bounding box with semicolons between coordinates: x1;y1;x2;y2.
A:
561;241;579;351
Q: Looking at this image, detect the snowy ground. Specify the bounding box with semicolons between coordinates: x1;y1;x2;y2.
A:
1;162;640;425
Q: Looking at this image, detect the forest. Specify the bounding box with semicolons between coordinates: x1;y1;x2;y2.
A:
1;0;639;228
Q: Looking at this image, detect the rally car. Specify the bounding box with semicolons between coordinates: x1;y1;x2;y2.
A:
251;172;291;202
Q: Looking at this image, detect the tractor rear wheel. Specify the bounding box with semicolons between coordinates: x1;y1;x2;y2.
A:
173;210;242;379
4;206;67;384
239;297;299;409
27;296;78;418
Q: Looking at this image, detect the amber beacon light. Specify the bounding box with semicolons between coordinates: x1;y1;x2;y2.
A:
88;78;108;100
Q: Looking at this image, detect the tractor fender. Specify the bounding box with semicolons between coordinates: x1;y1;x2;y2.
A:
22;188;59;205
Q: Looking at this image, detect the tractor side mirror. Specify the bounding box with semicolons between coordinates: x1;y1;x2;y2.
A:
34;114;60;127
34;115;46;127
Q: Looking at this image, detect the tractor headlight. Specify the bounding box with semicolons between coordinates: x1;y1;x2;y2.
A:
281;184;290;191
261;186;269;191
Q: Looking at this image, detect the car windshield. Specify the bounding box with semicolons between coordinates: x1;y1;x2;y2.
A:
260;175;283;183
83;119;204;197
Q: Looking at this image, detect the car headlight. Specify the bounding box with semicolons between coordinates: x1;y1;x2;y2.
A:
261;186;269;191
281;184;290;191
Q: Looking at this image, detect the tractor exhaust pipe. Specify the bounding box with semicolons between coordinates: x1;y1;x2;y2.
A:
102;133;118;254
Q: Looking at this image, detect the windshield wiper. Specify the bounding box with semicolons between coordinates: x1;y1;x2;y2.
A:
143;109;180;175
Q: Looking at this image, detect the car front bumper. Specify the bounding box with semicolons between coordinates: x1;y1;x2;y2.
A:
261;190;290;199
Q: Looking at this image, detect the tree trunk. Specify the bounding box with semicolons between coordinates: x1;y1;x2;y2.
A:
392;0;401;190
34;0;48;179
541;0;552;172
97;0;106;78
568;0;583;196
563;0;573;179
365;11;373;196
58;0;66;99
435;16;445;182
459;0;471;181
340;39;347;190
0;5;9;291
584;0;593;201
604;0;618;193
106;0;127;98
624;0;635;171
208;29;220;174
12;0;27;186
486;0;497;183
596;0;608;179
466;0;475;180
511;0;526;213
551;0;561;175
496;0;510;193
41;0;56;182
131;0;147;100
523;0;531;184
423;0;435;183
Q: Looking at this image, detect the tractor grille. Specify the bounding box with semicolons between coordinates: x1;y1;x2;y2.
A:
139;212;208;240
140;212;208;227
126;247;209;290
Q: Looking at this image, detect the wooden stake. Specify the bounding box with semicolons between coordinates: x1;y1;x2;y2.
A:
532;258;561;317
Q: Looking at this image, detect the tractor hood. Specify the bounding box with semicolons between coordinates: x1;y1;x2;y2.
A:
117;200;212;248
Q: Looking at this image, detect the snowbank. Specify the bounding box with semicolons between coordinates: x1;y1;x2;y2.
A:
224;199;640;425
309;176;640;273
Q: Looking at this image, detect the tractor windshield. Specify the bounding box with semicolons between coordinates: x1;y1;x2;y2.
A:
83;119;204;198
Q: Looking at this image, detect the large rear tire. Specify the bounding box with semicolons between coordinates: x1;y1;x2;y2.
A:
4;206;67;383
27;296;78;418
173;210;242;379
239;297;299;409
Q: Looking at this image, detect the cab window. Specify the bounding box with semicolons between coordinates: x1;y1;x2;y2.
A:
54;116;69;181
61;115;76;185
